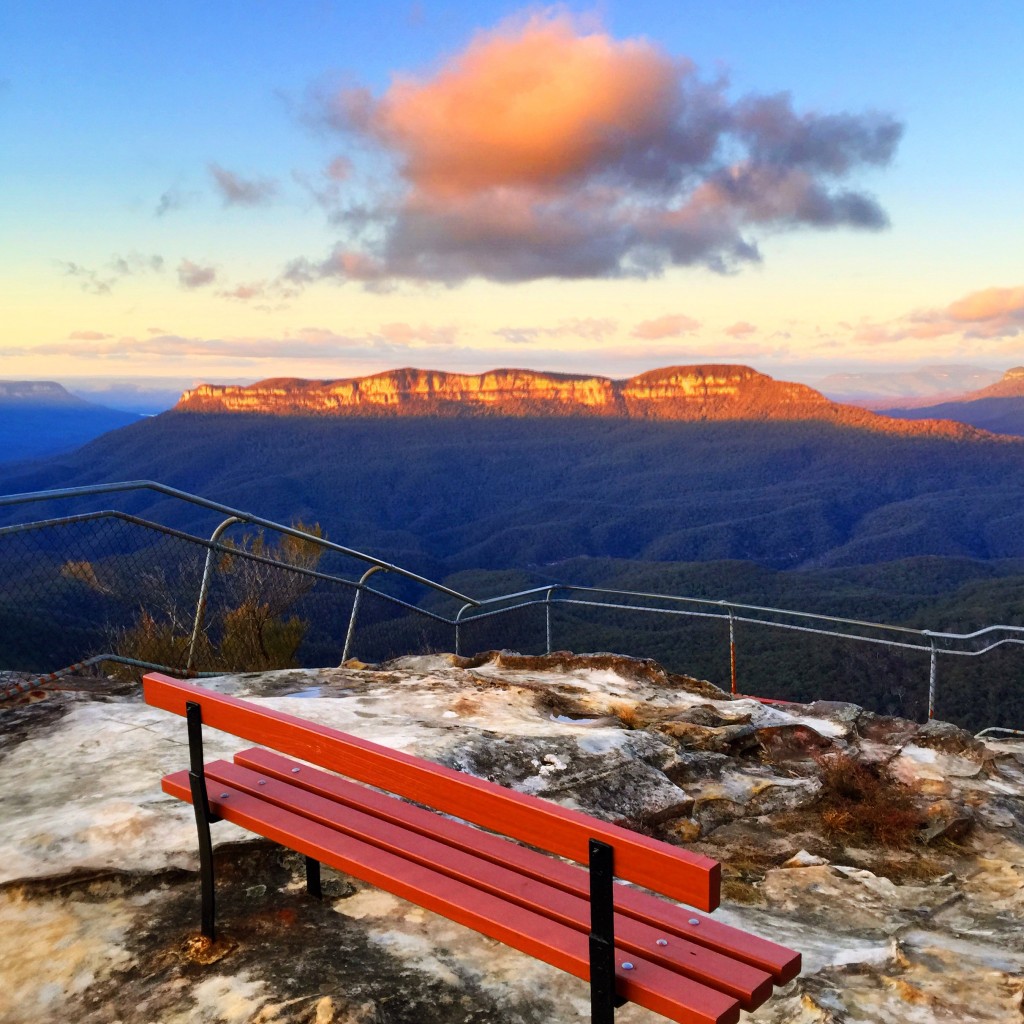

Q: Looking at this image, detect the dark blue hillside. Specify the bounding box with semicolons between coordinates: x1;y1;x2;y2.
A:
0;395;141;464
1;412;1022;572
887;396;1024;438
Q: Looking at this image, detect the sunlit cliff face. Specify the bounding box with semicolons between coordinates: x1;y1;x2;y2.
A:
176;365;1000;440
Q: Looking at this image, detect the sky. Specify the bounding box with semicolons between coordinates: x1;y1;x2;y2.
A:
2;0;1023;400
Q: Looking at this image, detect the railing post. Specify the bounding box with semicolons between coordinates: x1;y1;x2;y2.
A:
187;515;244;672
728;608;737;696
545;587;556;655
928;641;937;721
454;601;473;657
340;565;385;665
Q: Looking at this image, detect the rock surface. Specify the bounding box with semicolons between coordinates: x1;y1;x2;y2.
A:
2;650;1023;1023
174;365;1004;440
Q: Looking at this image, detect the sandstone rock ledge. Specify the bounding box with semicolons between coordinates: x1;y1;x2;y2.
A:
1;651;1022;1023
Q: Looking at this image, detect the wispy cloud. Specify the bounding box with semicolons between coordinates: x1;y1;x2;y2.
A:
68;330;112;340
155;185;186;217
209;163;278;206
293;10;901;288
852;283;1024;346
725;321;757;337
493;318;619;346
59;252;164;294
631;314;701;340
218;282;267;301
5;324;464;364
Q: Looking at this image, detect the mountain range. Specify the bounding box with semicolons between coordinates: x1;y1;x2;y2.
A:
4;363;1023;576
0;380;140;464
884;366;1024;436
816;364;1003;405
4;362;1024;729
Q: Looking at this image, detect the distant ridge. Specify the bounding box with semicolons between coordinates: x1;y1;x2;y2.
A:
885;367;1024;438
0;380;141;464
960;365;1024;400
817;364;1001;406
175;365;1007;441
0;381;91;406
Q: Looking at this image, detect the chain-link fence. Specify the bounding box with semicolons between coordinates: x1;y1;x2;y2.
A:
0;485;469;695
2;482;1022;734
453;587;1024;734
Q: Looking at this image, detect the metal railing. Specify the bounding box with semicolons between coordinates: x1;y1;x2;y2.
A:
0;482;475;698
453;584;1024;723
1;482;1021;734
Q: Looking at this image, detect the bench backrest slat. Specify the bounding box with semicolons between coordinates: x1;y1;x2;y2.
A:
144;673;720;911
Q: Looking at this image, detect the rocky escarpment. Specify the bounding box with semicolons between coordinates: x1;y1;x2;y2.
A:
2;651;1022;1022
175;365;1005;440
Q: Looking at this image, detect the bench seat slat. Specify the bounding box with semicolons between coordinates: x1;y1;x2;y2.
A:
161;770;740;1024
237;747;800;985
198;760;773;1010
144;674;719;911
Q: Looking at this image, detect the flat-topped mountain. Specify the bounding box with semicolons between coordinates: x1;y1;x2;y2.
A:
175;365;999;440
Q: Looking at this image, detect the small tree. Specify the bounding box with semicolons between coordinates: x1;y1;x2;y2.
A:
113;522;324;674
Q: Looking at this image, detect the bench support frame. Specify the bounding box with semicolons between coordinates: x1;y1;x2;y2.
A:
147;676;799;1024
589;838;626;1022
186;701;218;941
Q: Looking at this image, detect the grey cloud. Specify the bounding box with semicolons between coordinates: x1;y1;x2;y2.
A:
60;261;113;295
177;259;217;289
155;186;185;216
209;163;278;206
294;63;902;287
110;253;164;275
734;95;902;175
59;252;164;294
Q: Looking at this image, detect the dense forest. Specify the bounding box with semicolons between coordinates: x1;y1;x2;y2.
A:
888;396;1024;437
1;412;1022;730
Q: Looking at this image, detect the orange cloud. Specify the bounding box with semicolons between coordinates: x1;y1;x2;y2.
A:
725;321;757;337
305;10;901;286
347;11;679;198
849;282;1024;349
631;314;701;339
947;285;1024;323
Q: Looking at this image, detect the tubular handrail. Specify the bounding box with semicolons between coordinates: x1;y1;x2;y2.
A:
2;482;1021;728
455;583;1022;652
0;480;478;606
1;508;455;626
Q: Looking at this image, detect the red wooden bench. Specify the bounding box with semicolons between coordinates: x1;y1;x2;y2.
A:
144;673;799;1024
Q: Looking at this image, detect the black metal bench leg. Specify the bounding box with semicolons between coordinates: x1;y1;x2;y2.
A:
305;856;322;899
186;701;217;941
589;839;620;1024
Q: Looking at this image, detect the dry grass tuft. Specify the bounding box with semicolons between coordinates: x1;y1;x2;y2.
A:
815;752;925;848
607;700;646;729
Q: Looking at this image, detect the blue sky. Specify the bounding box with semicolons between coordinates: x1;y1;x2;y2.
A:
2;1;1022;390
